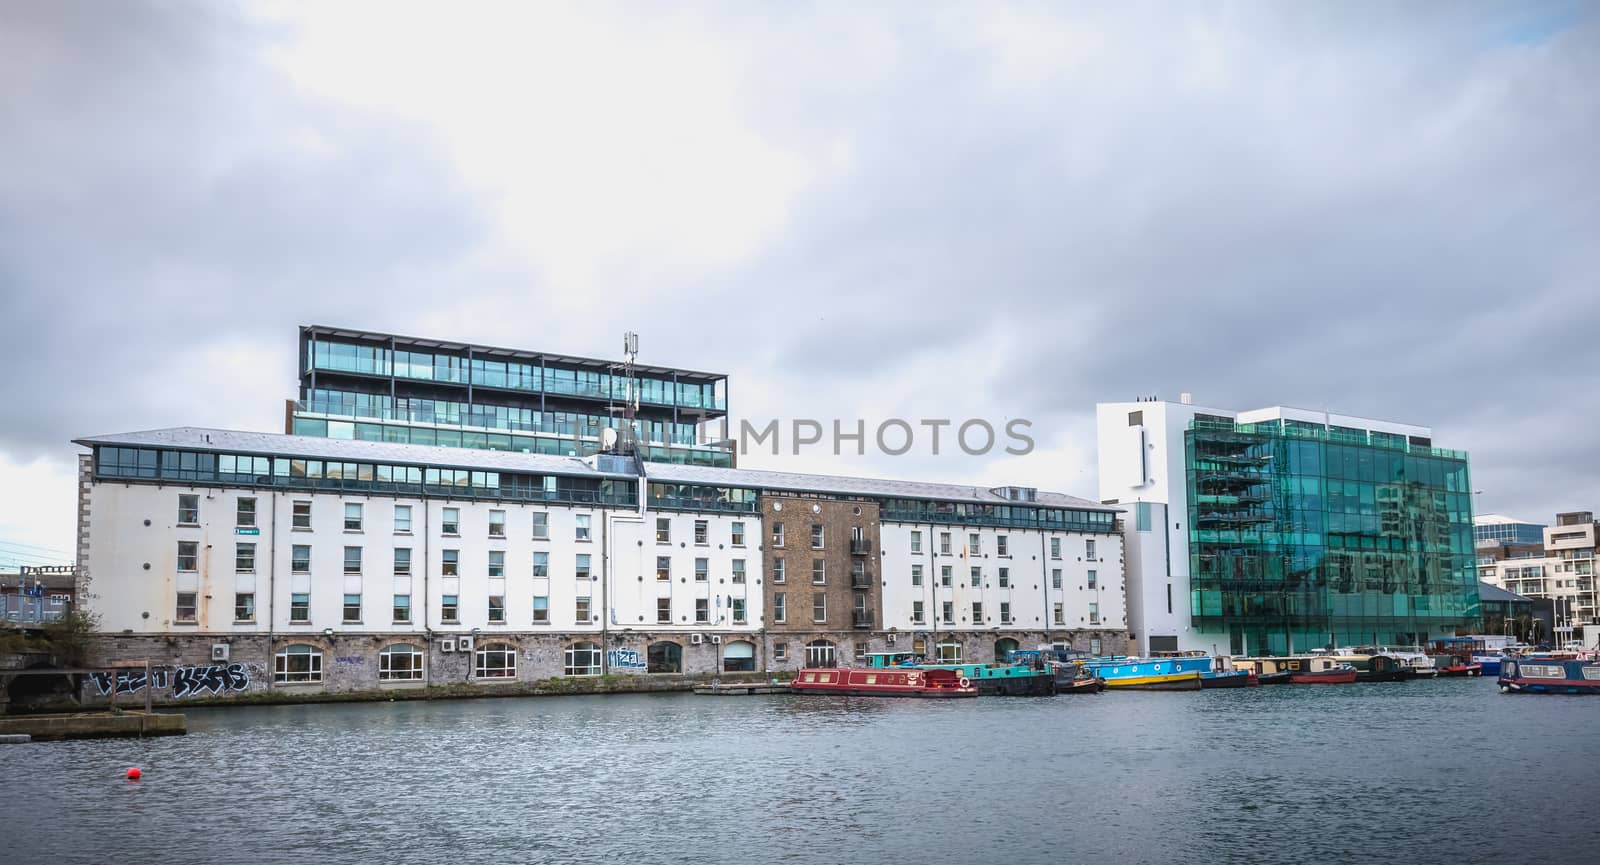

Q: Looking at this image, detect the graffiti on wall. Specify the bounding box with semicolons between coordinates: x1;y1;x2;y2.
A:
607;649;647;673
88;663;253;699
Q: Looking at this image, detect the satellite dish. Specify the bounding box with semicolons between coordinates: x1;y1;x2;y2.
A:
601;427;619;450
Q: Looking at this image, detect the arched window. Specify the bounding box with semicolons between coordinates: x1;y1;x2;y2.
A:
647;641;682;673
378;644;425;681
474;642;517;679
565;641;602;677
994;638;1020;664
805;639;836;667
274;644;323;683
935;640;963;663
722;640;756;672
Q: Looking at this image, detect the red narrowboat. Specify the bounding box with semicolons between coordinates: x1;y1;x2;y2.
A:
789;666;978;698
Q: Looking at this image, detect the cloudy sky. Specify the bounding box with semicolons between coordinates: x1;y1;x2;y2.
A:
2;1;1596;566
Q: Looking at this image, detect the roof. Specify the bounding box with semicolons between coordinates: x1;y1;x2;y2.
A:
1475;514;1542;526
74;427;1114;510
302;324;727;382
643;461;1115;511
1478;581;1535;604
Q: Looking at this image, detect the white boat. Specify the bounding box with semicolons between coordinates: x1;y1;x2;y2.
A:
1383;646;1438;679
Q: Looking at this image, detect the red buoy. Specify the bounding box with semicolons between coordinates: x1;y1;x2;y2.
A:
125;767;141;781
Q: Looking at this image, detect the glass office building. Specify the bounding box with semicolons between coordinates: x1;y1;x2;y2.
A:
290;325;733;466
1473;517;1547;547
1186;416;1479;655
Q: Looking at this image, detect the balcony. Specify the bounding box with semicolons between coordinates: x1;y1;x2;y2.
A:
851;572;874;590
852;610;875;629
849;539;873;556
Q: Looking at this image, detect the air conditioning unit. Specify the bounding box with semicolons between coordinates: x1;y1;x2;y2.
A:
690;633;704;645
710;635;722;645
885;633;896;646
211;643;230;662
441;638;456;653
458;636;475;652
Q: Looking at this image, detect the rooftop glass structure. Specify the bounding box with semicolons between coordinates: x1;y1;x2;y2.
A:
1473;516;1547;547
291;325;733;466
1186;417;1480;654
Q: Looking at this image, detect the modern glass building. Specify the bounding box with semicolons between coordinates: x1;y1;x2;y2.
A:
1473;515;1547;547
1186;416;1479;655
290;325;733;466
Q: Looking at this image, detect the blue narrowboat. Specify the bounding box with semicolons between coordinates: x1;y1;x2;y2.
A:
1498;656;1600;695
1083;656;1202;691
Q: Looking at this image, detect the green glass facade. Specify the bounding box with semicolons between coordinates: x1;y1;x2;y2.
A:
1186;419;1480;655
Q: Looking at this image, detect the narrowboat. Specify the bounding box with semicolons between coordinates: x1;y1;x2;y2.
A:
1426;638;1484;677
1232;657;1294;685
1082;657;1202;691
1471;653;1506;677
1014;650;1104;694
1289;656;1358;684
863;653;1056;696
1498;656;1600;695
790;665;977;698
1383;646;1438;679
1329;648;1415;683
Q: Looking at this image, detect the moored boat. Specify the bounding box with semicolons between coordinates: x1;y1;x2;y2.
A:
1426;638;1485;677
1024;650;1106;694
1200;669;1257;688
790;665;976;698
1330;648;1415;683
1232;657;1294;685
863;652;1056;696
1498;655;1600;695
1289;657;1358;684
1083;657;1202;691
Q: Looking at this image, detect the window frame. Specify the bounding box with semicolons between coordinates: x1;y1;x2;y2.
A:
378;644;424;681
274;644;323;684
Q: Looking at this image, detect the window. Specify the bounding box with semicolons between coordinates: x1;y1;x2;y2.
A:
772;522;785;546
291;545;310;573
441;507;460;535
1086;539;1097;560
648;641;683;673
237;497;257;528
344;502;363;531
1000;602;1012;624
912;638;927;656
940;566;952;587
694;520;708;545
773;592;786;623
941;601;954;624
175;592;197;622
378;644;424;681
474;643;516;679
911;564;923;586
236;543;256;573
657;518;672;543
1089;602;1100;624
177;494;199;525
1053;603;1065;625
387;548;409;576
695;558;709;581
1135;502;1152;533
290;592;310;622
532;551;549;577
805;639;836;667
488;550;505;577
1050;537;1062;559
575;597;591;622
972;602;983;623
936;640;963;663
344;546;362;574
811;524;825;549
531;511;549;540
235;592;255;622
910;531;922;553
812;559;826;585
695;598;710;623
1089;637;1104;656
855;643;869;664
1087;570;1097;590
1166;583;1172;614
774;642;789;662
656;556;671;581
343;593;361;622
177;541;198;572
657;598;672;624
998;567;1010;589
773;558;786;583
292;500;311;529
442;549;458;576
997;535;1009;556
968;533;980;554
393;593;411;623
912;600;926;624
576;554;591;581
441;594;459;623
1052;568;1063;589
939;532;952;555
813;594;827;623
274;644;322;683
575;514;591;541
488;510;506;538
731;521;745;546
565;641;602;676
488;595;506;623
732;560;746;583
970;566;981;587
394;505;412;533
731;598;747;624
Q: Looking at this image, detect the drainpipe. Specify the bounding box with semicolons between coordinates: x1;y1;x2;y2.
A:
267;489;277;694
1040;530;1050;650
422;497;430;687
